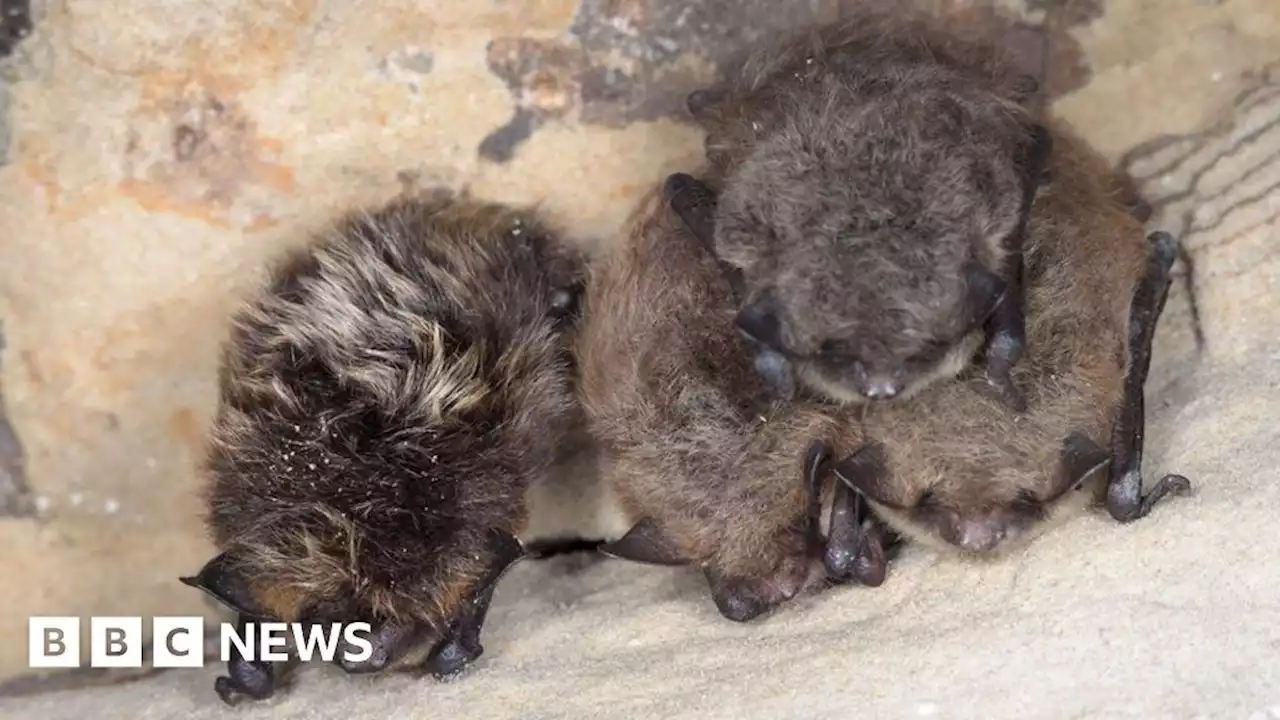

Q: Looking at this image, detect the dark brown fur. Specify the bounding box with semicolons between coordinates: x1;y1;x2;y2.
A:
685;8;1047;405
577;185;845;621
829;122;1178;555
199;195;584;628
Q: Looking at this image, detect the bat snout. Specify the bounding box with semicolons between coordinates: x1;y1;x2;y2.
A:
939;512;1011;554
861;373;901;400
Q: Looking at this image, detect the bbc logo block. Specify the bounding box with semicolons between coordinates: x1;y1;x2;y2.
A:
90;617;142;667
153;617;206;668
29;616;374;668
29;617;207;669
28;617;79;668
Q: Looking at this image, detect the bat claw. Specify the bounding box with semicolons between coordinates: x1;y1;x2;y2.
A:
209;613;277;704
852;530;889;588
212;654;275;705
214;676;239;706
1106;469;1193;523
426;634;484;679
1137;473;1193;519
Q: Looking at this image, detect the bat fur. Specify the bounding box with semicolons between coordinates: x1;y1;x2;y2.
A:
576;182;865;622
823;121;1193;556
678;8;1052;409
183;193;585;702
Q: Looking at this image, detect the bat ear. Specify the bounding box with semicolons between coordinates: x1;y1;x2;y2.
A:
662;172;707;203
663;172;719;249
963;261;1008;327
1056;431;1112;497
599;518;690;566
686;89;726;119
664;172;749;302
179;552;271;620
734;287;790;353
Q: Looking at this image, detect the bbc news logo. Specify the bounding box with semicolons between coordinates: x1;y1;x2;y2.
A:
28;617;374;668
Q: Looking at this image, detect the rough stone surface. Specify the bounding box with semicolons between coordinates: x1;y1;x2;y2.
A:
0;324;32;517
0;82;10;166
478;0;1104;160
0;0;1277;717
1122;63;1280;367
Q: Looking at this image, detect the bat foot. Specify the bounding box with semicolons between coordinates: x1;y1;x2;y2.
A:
704;554;808;623
849;525;889;587
421;528;523;679
213;656;275;706
213;676;240;706
827;539;886;587
1106;230;1185;524
425;633;484;679
1106;469;1193;523
825;442;899;586
823;480;890;587
211;613;276;705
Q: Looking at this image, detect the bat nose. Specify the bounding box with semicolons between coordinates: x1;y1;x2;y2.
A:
952;518;1007;553
863;376;900;400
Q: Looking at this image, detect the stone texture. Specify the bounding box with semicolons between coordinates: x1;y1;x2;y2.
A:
0;81;10;167
0;0;1277;716
0;324;32;517
477;0;1106;161
1122;64;1280;366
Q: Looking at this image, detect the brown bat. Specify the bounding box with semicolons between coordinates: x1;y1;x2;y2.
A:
671;8;1051;411
180;194;585;704
814;122;1194;561
575;180;894;622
